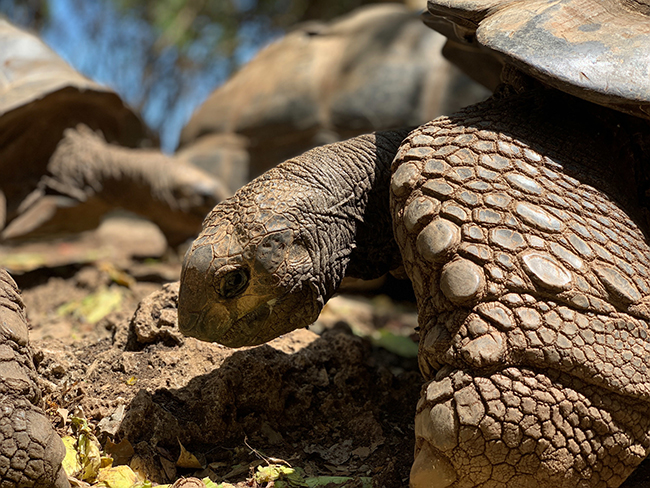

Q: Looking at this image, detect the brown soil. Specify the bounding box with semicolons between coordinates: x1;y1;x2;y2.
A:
1;215;422;487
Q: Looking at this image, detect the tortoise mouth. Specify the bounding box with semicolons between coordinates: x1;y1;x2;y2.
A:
179;302;273;348
177;308;209;341
221;303;273;347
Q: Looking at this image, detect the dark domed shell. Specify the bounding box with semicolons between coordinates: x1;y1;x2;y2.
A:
0;19;145;140
426;0;650;119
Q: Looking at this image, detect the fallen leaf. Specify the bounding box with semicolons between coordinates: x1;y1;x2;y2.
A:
255;464;306;487
350;447;371;459
98;261;136;288
159;455;176;480
57;286;125;324
69;416;112;482
371;329;418;358
95;465;141;488
176;440;203;469
104;438;135;466
129;455;152;482
202;478;221;488
61;436;82;477
77;429;103;480
57;408;69;426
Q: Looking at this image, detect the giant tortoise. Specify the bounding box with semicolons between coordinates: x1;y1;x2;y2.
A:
0;19;228;248
179;0;650;486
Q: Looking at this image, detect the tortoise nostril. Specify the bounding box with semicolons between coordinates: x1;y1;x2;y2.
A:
179;245;214;325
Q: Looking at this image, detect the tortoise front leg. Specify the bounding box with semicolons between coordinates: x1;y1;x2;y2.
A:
0;269;69;488
9;124;229;248
391;91;650;487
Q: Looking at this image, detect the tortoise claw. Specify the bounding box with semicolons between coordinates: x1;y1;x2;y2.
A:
410;442;457;488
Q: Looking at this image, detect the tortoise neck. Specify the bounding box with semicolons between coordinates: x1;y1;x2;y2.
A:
275;129;410;301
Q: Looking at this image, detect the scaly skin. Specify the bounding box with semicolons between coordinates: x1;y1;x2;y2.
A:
394;92;650;487
0;270;68;488
180;90;650;487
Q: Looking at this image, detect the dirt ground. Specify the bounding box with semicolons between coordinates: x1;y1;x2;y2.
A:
0;215;423;487
2;215;650;488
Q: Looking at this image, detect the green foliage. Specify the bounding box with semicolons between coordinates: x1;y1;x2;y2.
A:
371;329;419;358
110;0;388;60
254;464;372;488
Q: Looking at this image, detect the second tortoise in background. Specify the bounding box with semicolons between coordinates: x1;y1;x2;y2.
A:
178;3;490;192
0;19;228;248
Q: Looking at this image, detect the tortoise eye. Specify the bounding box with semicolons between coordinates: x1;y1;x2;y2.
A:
220;268;249;299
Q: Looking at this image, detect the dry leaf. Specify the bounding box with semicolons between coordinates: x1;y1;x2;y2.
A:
176;440;203;469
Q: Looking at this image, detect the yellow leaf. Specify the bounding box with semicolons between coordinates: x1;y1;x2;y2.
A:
98;262;135;288
96;465;140;488
255;464;304;485
126;376;138;386
78;432;102;481
61;436;82;477
57;286;124;324
129;455;150;482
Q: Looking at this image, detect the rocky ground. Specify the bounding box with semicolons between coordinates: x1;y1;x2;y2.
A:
1;215;423;487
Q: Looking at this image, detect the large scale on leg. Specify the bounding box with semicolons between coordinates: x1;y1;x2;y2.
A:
394;91;650;487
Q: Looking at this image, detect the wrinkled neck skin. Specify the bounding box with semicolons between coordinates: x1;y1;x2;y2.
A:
280;130;411;291
179;129;410;347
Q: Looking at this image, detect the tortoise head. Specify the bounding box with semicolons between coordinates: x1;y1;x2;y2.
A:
178;203;322;348
178;130;411;347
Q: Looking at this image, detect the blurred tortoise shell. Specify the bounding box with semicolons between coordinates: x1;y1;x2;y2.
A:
423;0;650;120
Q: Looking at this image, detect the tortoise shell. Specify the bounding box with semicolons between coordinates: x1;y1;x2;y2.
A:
0;19;146;142
424;0;650;120
0;20;148;222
